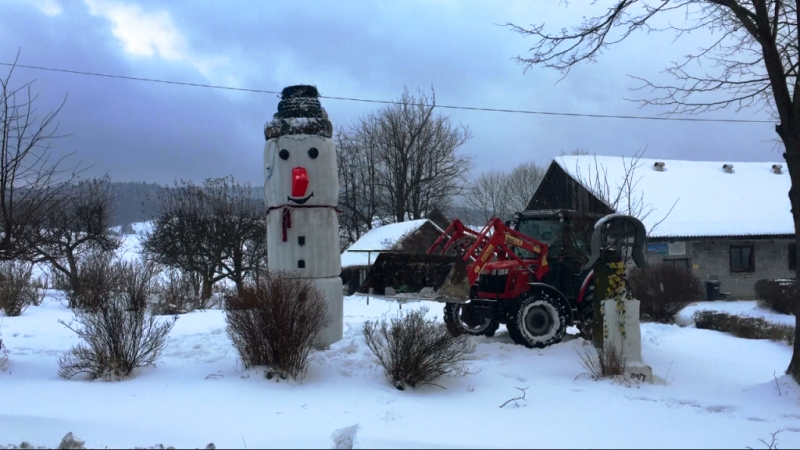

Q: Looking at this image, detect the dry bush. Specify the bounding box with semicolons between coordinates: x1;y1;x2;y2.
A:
0;260;37;316
152;267;202;315
576;341;628;380
64;250;120;311
363;306;476;390
225;273;331;381
755;279;797;316
693;310;795;345
57;295;176;380
116;259;157;311
628;264;703;323
31;274;48;307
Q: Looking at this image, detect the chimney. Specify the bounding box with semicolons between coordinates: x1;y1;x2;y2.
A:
653;161;665;172
772;164;783;174
723;164;734;174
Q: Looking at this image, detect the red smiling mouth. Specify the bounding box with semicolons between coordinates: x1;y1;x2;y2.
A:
287;192;314;204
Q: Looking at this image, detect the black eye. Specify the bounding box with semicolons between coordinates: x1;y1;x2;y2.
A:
308;147;319;159
279;149;289;160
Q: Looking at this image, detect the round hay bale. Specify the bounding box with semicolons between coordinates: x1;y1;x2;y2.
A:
264;117;333;140
264;85;333;139
281;85;320;99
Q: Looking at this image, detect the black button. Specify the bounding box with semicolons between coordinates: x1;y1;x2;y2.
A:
298;236;305;246
298;260;305;268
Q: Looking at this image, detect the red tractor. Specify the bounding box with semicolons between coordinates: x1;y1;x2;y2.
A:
358;209;605;348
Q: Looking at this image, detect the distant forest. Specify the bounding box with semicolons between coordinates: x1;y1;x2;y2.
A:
109;181;487;233
109;182;265;231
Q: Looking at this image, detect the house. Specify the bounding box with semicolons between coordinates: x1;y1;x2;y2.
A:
340;219;445;294
527;155;794;299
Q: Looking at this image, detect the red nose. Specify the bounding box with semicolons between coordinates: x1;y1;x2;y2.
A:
292;167;309;197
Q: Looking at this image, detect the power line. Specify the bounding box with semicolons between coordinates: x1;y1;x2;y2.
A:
0;61;775;124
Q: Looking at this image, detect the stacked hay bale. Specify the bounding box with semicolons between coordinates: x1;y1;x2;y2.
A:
263;85;342;347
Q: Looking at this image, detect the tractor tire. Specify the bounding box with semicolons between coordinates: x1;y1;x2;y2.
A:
507;292;568;349
443;302;500;337
578;283;595;340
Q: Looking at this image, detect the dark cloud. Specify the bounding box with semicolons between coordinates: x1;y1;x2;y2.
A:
0;0;780;186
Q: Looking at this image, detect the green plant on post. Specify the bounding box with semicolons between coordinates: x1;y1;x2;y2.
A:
593;260;630;348
604;262;629;341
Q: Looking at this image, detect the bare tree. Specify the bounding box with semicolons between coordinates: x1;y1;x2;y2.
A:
143;177;267;299
336;87;472;249
352;88;472;224
143;181;223;300
27;177;121;307
203;177;268;294
463;169;512;223
568;150;655;222
336;121;383;251
461;161;545;224
0;52;79;261
505;161;546;214
506;0;800;381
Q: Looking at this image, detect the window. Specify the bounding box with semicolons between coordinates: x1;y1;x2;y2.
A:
790;243;797;271
730;245;754;273
663;258;690;271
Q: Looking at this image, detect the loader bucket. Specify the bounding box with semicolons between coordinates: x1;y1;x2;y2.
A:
357;252;471;300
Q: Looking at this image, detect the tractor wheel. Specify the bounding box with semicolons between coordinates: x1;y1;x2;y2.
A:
578;283;595;340
443;302;500;337
507;292;568;348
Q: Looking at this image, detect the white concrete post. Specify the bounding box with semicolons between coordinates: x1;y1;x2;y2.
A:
602;299;652;382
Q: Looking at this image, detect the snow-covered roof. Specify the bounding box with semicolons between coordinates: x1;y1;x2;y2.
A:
340;219;442;268
555;155;792;238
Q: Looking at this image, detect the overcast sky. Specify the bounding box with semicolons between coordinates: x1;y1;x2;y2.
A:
1;0;781;186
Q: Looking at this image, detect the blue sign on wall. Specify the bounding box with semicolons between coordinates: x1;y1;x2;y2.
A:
647;243;668;255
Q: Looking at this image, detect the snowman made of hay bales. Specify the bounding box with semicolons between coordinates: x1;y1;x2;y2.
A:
264;85;342;347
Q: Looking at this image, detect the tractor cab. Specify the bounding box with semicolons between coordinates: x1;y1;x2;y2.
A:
510;209;602;305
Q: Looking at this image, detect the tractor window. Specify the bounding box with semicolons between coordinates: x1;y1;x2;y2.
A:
516;219;563;258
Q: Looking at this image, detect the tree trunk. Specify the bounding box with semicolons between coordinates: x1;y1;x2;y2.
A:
779;129;800;383
201;278;213;301
66;253;80;308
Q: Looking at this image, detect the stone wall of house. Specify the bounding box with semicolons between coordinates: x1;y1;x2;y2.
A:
644;238;795;299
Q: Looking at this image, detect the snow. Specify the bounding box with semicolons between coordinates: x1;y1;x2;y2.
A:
1;293;799;448
341;219;435;268
556;156;792;238
677;300;797;327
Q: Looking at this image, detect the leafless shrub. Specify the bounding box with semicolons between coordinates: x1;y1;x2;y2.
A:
116;259;157;312
628;264;703;324
755;279;797;316
0;260;37;316
64;250;120;311
363;306;476;390
225;273;331;381
31;273;48;306
152;267;202;315
57;295;176;380
747;429;785;450
498;386;529;408
694;311;795;345
576;341;627;381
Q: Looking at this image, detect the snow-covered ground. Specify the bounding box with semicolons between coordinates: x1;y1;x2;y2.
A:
1;293;799;449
